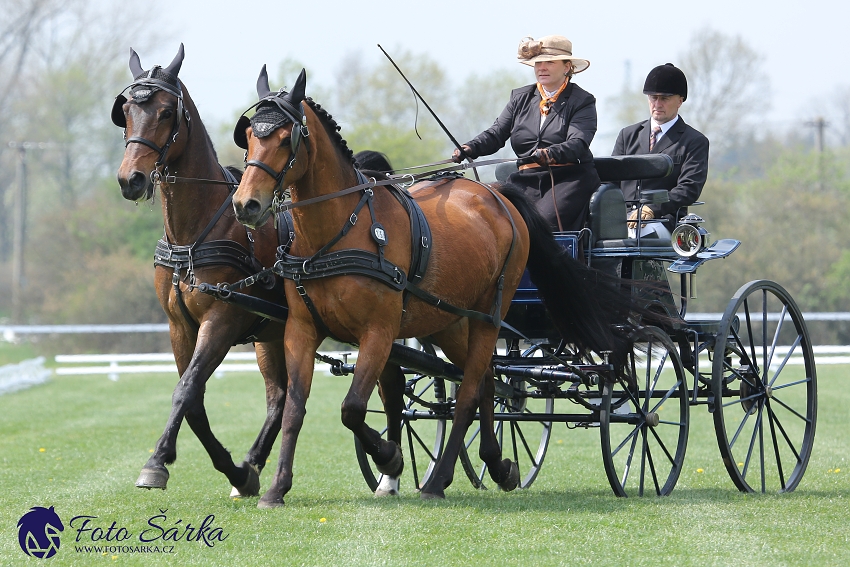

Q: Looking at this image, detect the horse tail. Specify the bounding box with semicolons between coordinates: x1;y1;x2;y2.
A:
498;184;632;355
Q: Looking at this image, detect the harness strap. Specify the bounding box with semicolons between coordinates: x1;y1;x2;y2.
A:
292;274;347;344
189;167;238;254
157;166;276;344
171;263;201;334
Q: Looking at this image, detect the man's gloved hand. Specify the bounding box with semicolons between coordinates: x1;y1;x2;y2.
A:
627;206;654;229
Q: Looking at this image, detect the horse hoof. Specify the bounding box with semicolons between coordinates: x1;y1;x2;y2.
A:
375;442;404;477
498;460;520;492
419;490;445;500
257;497;284;509
374;475;400;497
230;462;260;498
136;467;169;490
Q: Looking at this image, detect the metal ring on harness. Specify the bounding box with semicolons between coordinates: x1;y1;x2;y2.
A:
400;174;415;188
217;283;232;299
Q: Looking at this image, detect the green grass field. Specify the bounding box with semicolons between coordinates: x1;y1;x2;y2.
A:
0;360;847;566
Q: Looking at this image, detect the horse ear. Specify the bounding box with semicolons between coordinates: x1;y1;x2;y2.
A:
256;64;271;99
164;43;184;77
288;68;307;104
129;48;144;79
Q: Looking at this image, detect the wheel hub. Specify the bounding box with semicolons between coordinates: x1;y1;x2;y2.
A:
645;412;660;427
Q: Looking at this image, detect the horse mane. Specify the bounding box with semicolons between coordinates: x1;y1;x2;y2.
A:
304;97;356;166
180;86;220;163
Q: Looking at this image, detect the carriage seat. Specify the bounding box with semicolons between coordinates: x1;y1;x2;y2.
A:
587;184;673;248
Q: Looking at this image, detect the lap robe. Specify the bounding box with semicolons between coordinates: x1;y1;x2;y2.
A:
508;163;600;232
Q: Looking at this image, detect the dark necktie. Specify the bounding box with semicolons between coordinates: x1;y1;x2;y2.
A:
649;125;662;151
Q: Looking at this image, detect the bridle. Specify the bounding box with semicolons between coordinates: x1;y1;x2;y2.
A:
111;66;191;184
233;92;310;210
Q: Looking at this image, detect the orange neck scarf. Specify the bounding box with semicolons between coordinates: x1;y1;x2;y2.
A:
537;81;568;115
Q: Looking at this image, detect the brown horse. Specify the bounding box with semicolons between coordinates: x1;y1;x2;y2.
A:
231;67;633;506
112;45;288;497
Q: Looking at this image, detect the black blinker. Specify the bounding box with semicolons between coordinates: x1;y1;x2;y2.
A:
111;94;128;127
233;115;251;150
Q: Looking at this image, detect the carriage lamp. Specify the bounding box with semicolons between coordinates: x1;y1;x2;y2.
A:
671;214;709;258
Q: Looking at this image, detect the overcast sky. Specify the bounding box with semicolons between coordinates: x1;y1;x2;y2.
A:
135;0;847;154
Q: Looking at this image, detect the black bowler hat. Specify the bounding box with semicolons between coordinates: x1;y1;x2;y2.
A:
643;63;687;101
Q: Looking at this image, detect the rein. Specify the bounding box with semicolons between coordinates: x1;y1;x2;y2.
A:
270;157;517;215
229;168;520;335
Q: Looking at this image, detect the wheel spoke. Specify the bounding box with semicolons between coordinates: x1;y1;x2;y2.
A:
648;423;679;467
513;421;543;467
639;427;647;496
620;428;640;490
741;401;765;482
721;390;763;410
720;355;761;392
645;436;662;495
650;378;684;414
770;393;812;424
767;334;802;388
742;296;759;376
611;423;641;458
767;400;787;491
765;304;789;373
728;402;755;449
766;399;803;463
406;424;420;488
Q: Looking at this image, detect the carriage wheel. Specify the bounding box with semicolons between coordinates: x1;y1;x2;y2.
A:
458;342;555;490
600;326;689;497
355;341;450;493
711;280;817;493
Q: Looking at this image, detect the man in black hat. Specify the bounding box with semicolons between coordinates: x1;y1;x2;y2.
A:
612;63;709;235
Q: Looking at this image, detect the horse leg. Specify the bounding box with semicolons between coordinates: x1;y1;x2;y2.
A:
477;367;519;490
137;321;253;492
229;340;288;498
420;322;508;499
258;325;320;508
373;363;405;496
340;334;403;490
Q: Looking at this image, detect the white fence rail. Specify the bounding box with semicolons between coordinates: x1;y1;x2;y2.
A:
53;351;357;380
51;346;850;380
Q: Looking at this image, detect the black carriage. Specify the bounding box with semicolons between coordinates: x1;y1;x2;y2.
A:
351;154;817;497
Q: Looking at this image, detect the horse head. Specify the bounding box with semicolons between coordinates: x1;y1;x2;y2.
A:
113;44;190;201
232;66;309;228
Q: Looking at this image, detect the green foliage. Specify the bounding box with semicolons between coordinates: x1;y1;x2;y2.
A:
694;147;850;323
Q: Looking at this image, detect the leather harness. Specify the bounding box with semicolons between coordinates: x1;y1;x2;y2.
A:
153;167;278;344
272;171;517;344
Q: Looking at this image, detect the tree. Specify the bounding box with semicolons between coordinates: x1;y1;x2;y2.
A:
322;50;452;169
694;146;850;338
677;27;769;148
0;0;165;324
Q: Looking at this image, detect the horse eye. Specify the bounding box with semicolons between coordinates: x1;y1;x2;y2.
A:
160;109;174;120
280;136;292;148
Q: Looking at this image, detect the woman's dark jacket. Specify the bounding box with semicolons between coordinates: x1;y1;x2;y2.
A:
463;82;597;164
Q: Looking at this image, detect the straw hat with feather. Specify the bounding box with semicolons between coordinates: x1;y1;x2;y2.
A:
517;35;590;73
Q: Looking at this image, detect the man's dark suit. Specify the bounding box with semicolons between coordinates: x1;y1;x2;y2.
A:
612;116;709;229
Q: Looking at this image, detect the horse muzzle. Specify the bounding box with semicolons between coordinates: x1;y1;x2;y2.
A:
117;169;154;202
233;197;272;229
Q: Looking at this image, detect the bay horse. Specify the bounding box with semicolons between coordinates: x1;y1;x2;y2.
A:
231;67;634;506
112;45;288;497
